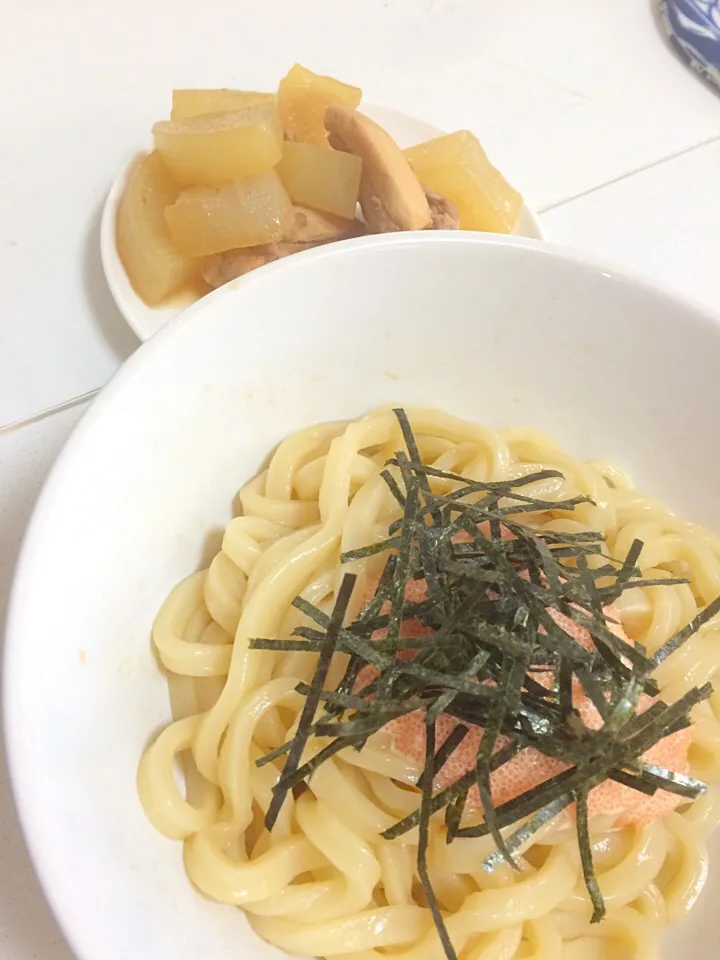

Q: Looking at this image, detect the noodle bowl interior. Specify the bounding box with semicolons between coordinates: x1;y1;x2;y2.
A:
138;406;720;960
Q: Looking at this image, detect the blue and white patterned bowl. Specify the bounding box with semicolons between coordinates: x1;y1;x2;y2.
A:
658;0;720;89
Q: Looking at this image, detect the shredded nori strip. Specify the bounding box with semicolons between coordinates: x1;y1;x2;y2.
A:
418;723;469;791
263;573;356;831
418;718;458;960
248;409;720;960
576;788;605;922
653;593;720;664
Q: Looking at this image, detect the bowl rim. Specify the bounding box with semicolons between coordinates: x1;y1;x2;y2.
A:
6;228;720;960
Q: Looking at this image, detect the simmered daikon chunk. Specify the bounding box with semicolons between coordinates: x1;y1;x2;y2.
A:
405;131;522;233
153;103;282;185
276;141;362;219
171;88;274;120
164;171;291;256
117;151;197;305
277;63;361;146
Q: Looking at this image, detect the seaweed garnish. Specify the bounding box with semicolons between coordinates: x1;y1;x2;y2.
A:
418;717;457;960
576;788;605;922
264;572;357;832
250;409;718;958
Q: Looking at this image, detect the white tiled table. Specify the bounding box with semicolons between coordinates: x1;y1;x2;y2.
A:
3;1;720;956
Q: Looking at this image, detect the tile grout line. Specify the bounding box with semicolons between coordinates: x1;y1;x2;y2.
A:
538;132;720;214
0;389;99;437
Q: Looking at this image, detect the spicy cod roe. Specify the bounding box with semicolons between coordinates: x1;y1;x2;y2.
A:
357;544;691;829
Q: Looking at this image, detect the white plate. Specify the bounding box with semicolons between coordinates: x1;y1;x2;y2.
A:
100;104;545;341
6;232;720;960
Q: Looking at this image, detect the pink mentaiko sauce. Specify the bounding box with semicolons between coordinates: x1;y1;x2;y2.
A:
355;527;690;828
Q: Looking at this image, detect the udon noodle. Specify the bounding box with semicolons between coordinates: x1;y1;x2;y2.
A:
138;406;720;960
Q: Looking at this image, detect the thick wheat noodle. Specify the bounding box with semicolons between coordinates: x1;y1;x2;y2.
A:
138;406;720;959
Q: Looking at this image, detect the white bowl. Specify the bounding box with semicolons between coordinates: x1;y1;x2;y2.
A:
6;232;720;960
100;104;544;342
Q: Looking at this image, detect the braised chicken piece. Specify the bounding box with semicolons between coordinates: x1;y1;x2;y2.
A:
324;106;459;235
324;105;432;233
284;205;365;243
201;205;365;289
202;242;313;288
425;188;459;230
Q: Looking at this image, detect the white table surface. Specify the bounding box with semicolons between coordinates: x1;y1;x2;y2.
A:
3;0;720;956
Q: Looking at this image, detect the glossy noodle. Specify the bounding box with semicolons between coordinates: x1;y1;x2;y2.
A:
138;406;720;960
